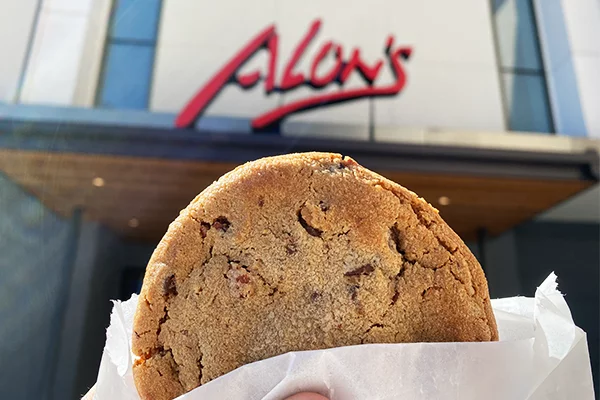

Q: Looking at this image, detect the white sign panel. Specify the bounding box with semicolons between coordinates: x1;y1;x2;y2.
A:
151;0;505;138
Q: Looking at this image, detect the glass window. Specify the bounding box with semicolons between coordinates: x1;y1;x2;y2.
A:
492;0;554;133
111;0;162;42
502;72;552;133
99;44;155;109
97;0;163;110
492;0;543;70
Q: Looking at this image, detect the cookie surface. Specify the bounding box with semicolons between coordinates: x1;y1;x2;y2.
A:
132;152;498;400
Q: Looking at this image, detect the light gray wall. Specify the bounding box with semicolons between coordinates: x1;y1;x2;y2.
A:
0;173;76;400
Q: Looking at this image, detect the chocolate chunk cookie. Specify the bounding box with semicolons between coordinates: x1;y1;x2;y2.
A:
132;152;498;400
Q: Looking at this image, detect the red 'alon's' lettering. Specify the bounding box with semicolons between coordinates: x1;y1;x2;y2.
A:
310;41;343;88
175;19;412;131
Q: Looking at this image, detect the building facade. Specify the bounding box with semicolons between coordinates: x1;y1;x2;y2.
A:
1;0;599;138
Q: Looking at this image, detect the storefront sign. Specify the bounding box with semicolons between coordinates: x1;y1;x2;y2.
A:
176;19;412;130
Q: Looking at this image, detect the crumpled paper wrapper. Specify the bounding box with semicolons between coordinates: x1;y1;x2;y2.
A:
94;273;595;399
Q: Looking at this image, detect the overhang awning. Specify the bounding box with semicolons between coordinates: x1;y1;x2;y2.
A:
0;119;598;242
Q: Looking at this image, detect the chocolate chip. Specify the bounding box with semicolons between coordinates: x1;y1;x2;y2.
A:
319;201;329;212
310;291;321;302
297;211;322;237
163;274;178;297
258;196;265;207
236;275;250;284
344;264;375;277
212;216;230;232
200;222;211;238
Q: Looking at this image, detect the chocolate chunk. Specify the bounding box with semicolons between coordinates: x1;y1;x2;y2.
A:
200;222;211;238
310;291;321;302
163;274;178;297
319;201;329;212
344;264;375;277
212;216;230;232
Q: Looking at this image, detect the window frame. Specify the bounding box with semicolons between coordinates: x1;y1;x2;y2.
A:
490;0;555;134
95;0;163;110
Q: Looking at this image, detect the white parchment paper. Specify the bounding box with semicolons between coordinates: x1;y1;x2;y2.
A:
93;273;595;399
